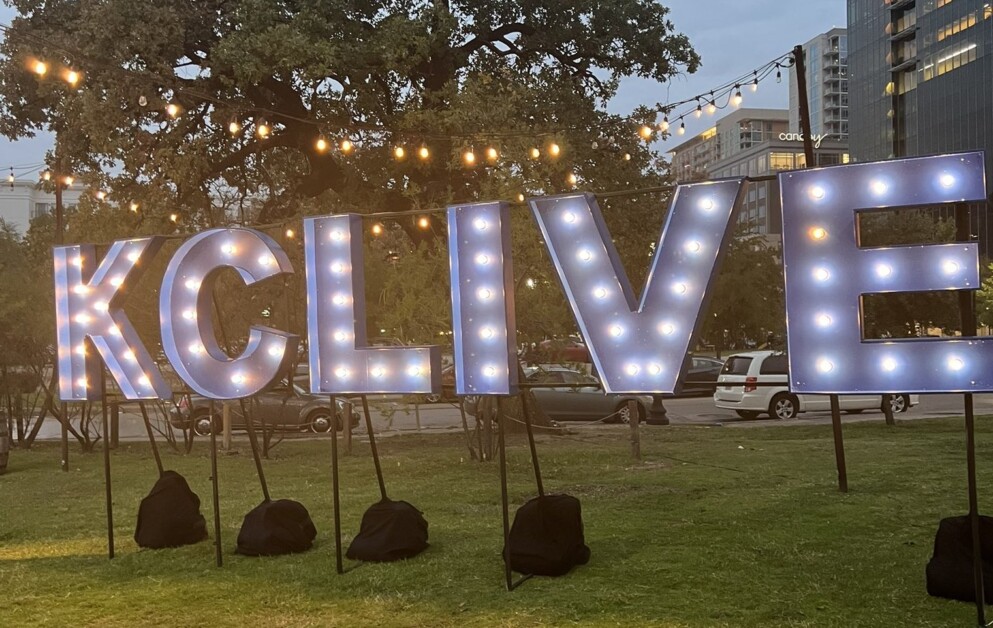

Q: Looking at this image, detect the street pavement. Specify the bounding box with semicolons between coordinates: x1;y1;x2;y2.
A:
24;392;993;443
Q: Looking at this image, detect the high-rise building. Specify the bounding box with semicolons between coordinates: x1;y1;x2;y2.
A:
847;0;993;245
789;27;850;142
668;109;849;236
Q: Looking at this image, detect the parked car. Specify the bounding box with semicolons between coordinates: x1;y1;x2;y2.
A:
678;356;725;396
170;378;361;436
713;351;918;420
516;365;652;423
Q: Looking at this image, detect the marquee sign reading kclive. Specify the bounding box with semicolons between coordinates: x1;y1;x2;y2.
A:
53;152;992;403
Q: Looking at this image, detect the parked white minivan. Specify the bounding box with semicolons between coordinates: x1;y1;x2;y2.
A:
714;351;919;420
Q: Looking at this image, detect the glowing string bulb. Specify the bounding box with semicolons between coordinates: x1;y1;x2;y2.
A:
96;191;106;201
486;147;499;161
64;176;75;186
65;70;80;86
393;146;405;159
371;223;383;236
549;143;561;157
256;123;271;139
695;103;703;118
659;117;669;132
418;146;430;160
340;139;354;153
166;103;180;118
33;60;48;76
130;202;140;212
732;87;743;107
285;228;296;239
517;193;525;202
623;153;632;161
678;122;686;135
315;137;329;152
567;173;578;186
639;125;653;140
463;149;476;166
530;147;540;159
229;120;241;135
417;216;430;229
706;100;717;115
169;213;179;223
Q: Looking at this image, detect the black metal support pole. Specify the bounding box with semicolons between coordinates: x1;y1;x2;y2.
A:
497;398;513;590
100;372;114;559
793;44;816;167
138;401;164;477
458;398;478;461
956;201;985;624
520;391;545;498
360;396;387;501
646;394;669;425
208;400;222;568
881;394;896;426
237;398;270;503
55;166;68;474
329;394;343;575
60;401;68;472
829;394;848;493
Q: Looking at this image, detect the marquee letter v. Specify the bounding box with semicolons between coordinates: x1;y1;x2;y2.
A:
529;180;745;393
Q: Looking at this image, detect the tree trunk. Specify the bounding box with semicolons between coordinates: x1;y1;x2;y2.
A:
0;408;10;474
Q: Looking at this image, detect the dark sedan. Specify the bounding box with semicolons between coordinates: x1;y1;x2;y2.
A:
170;379;360;436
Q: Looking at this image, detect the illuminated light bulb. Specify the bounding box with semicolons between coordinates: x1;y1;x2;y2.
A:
33;60;48;76
332;293;349;306
648;363;663;376
96;190;107;201
479;327;496;340
371;223;384;236
418;216;430;230
659;117;669;132
256;123;271;139
182;309;196;320
609;324;624;337
816;358;834;373
625;363;640;376
394;146;405;159
684;240;702;253
418;145;430;160
486;147;499;161
169;213;179;223
517;193;525;202
677;122;686;135
108;325;121;336
815;313;833;327
221;244;236;255
130;202;139;212
75;345;87;356
340;139;354;153
751;74;759;92
258;254;274;266
623;153;632;161
567;173;578;186
330;230;345;241
813;267;831;282
549;143;561;157
942;260;961;275
74;313;91;324
939;173;955;188
482;365;498;377
166;103;180;118
229;120;242;135
371;366;386;378
334;367;350;379
333;330;348;342
732;88;743;107
93;301;109;312
477;287;494;301
124;349;136;361
64;176;75;187
639;125;653;140
881;357;897;372
73;285;89;295
473;218;488;231
870;179;888;195
188;342;203;355
475;253;490;266
330;261;347;274
76;377;88;388
184;278;200;291
809;186;826;200
230;373;246;385
698;197;714;212
672;282;688;295
948;356;965;371
138;375;151;387
578;249;593;262
809;227;827;241
463;149;476;166
316;137;329;152
525;278;536;289
285;228;296;239
42;171;51;181
694;104;703;118
706;100;717;115
530;147;541;159
562;211;576;224
406;365;423;377
72;256;84;267
593;287;608;299
659;322;675;336
875;263;893;278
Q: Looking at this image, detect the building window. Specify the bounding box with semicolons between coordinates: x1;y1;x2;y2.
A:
937;10;982;42
769;153;795;170
31;203;54;220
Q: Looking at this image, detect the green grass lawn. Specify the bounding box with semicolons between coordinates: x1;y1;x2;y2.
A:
1;419;991;627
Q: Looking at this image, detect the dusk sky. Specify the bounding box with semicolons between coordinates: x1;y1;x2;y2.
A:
0;1;847;171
